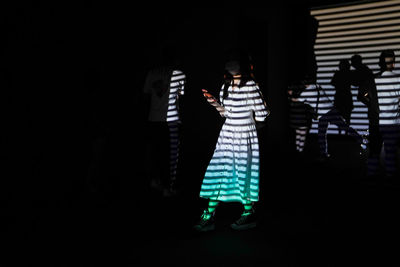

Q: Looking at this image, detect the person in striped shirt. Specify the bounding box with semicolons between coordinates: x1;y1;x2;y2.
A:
143;52;186;197
370;50;400;178
287;81;315;154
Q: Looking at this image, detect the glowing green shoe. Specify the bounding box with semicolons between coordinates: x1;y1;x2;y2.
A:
193;210;215;232
230;209;257;230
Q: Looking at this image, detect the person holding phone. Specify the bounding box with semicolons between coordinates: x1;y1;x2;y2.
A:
194;56;270;231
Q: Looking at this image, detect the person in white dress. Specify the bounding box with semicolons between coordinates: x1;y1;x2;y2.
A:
194;58;270;231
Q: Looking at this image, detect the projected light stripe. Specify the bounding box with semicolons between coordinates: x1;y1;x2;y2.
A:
199;81;269;204
314;5;400;21
167;70;185;122
311;0;400;15
310;0;400;134
375;72;400;125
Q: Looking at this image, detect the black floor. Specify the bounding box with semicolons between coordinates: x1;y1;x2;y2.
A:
2;134;400;266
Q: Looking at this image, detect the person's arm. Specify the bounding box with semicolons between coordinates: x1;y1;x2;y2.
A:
330;72;337;87
357;77;371;106
176;70;186;96
202;89;226;117
175;71;186;117
248;84;270;122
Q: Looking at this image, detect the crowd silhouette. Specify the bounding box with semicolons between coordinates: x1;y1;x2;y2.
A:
286;51;399;179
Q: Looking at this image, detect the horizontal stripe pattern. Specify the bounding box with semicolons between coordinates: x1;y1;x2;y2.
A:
375;71;400;125
166;70;185;122
199;81;268;203
309;0;400;135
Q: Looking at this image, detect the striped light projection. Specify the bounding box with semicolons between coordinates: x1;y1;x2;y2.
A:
310;0;400;135
199;81;269;204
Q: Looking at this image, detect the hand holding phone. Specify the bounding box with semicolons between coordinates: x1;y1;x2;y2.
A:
202;89;226;117
202;89;217;103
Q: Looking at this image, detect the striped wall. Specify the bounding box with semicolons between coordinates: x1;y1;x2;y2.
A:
310;0;400;135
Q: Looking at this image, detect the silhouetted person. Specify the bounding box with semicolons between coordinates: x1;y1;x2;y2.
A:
350;54;381;176
298;75;366;160
371;50;400;179
331;59;354;129
143;47;186;197
287;81;315;154
193;55;270;232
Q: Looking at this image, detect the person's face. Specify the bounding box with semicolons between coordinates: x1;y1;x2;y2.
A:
229;69;240;76
225;60;240;76
385;57;395;70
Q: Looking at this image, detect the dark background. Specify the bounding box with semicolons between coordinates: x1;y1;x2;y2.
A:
4;1;395;264
0;0;340;206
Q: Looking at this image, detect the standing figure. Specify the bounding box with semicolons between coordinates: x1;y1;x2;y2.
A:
372;50;400;178
143;49;186;197
298;75;366;160
194;58;270;232
350;54;382;176
287;81;315;154
331;59;354;129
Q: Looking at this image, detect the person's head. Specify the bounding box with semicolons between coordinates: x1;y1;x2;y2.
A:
224;60;241;76
288;82;304;98
222;49;253;100
350;54;363;69
379;49;395;72
338;59;350;71
224;48;252;78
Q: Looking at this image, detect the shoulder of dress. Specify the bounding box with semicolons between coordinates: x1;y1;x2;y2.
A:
172;69;185;75
245;80;257;86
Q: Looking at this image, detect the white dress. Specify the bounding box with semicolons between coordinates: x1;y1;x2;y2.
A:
200;80;269;203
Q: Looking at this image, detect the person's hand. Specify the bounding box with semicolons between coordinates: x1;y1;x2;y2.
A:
202;89;217;103
202;89;226;117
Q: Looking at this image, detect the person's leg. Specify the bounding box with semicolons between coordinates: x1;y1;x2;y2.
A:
164;122;180;196
231;201;257;230
367;124;383;177
381;125;400;176
329;109;363;144
295;128;301;152
296;127;308;152
243;201;254;214
168;122;180;183
145;122;165;191
193;199;219;231
343;109;352;135
318;113;330;156
206;199;219;215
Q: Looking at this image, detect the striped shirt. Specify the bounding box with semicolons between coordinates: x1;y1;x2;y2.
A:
166;70;185;122
144;68;186;122
375;71;400;125
220;80;269;123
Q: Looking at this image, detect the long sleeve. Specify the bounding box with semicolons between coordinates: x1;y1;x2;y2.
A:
247;82;270;122
218;85;230;118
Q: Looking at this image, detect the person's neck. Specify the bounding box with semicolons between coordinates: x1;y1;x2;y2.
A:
232;75;241;86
